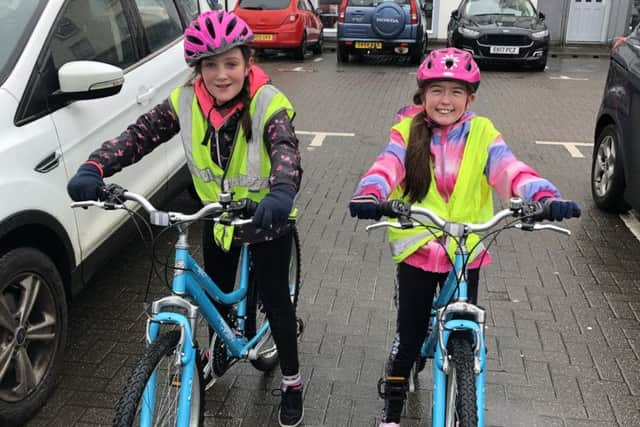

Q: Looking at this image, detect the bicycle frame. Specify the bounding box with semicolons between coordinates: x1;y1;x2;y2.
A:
141;233;271;427
419;244;486;427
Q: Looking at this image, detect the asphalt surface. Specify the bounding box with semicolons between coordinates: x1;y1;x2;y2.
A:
25;49;640;427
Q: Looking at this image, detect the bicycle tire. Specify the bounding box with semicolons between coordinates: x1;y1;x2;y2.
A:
444;333;478;427
246;226;301;371
113;331;204;427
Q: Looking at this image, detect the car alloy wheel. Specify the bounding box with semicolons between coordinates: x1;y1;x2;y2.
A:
591;124;629;212
0;248;67;427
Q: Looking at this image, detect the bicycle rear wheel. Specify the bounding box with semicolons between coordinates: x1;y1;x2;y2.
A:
113;331;204;427
246;227;301;371
444;333;478;427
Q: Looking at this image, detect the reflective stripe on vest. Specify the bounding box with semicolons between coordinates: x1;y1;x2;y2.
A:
387;115;499;264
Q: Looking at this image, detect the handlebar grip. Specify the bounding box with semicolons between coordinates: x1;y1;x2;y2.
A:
98;183;127;202
380;200;410;219
242;199;258;217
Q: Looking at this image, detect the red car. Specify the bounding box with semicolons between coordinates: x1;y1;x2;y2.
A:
234;0;323;59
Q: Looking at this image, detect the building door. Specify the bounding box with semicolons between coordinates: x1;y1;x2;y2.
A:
566;0;610;42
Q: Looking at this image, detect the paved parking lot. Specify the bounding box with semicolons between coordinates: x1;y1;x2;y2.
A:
25;51;640;427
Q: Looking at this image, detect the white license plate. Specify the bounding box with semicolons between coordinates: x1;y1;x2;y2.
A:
490;46;519;54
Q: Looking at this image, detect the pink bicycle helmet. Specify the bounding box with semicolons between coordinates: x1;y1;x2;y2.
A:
183;10;254;65
416;48;481;92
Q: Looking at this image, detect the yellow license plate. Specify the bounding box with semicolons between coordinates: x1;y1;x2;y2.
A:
254;34;274;41
355;41;382;49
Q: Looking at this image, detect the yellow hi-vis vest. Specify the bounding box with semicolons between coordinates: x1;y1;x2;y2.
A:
388;115;500;264
169;84;295;203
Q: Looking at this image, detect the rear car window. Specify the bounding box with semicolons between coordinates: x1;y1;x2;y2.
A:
347;0;408;6
238;0;290;9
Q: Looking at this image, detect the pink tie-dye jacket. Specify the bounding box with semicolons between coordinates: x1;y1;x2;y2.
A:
354;106;560;273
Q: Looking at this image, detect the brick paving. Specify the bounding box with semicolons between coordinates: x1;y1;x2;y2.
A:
25;51;640;427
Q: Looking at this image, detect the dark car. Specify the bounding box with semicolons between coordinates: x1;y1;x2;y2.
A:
447;0;549;71
591;29;640;213
336;0;429;64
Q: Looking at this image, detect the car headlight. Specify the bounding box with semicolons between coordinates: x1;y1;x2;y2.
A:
458;26;480;39
531;29;549;39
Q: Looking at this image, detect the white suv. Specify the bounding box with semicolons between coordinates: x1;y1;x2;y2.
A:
0;1;207;425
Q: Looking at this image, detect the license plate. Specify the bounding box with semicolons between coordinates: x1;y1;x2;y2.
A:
254;34;273;41
355;41;382;49
490;46;519;54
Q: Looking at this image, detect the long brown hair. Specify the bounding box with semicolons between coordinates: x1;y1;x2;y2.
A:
404;88;432;203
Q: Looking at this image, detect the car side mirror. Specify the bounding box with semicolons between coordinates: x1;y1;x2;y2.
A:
451;9;459;19
538;11;546;21
49;60;124;107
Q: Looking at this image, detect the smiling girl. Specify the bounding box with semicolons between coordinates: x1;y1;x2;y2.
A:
67;10;304;427
348;48;579;426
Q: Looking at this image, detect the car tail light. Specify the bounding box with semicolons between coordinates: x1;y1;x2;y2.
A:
409;0;418;25
338;0;348;23
612;37;627;51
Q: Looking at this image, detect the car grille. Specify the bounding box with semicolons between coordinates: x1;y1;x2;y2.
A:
479;34;531;46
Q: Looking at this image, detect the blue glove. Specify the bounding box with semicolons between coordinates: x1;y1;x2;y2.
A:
67;163;105;202
253;185;295;229
349;194;382;220
540;197;581;221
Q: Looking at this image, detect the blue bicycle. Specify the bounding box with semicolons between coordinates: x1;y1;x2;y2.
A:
369;198;572;427
71;184;301;427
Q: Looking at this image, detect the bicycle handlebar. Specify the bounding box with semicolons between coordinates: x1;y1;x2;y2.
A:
70;184;256;227
366;198;571;236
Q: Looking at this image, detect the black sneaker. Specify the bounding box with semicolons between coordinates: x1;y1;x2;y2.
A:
279;383;304;427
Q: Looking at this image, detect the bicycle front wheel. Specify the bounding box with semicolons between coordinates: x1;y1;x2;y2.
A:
444;333;478;427
113;331;204;427
246;227;301;371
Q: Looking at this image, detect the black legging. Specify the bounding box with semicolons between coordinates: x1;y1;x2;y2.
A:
385;262;480;378
203;227;299;376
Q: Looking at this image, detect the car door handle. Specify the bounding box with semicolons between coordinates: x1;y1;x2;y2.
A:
136;87;155;105
34;151;61;173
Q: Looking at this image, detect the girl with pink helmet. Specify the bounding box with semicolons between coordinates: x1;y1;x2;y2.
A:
67;10;304;426
349;47;579;427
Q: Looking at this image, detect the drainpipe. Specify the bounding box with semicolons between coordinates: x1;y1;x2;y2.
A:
560;0;570;47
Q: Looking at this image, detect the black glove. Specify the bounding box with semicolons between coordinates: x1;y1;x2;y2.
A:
349;194;382;220
67;163;105;202
253;185;295;229
540;197;581;221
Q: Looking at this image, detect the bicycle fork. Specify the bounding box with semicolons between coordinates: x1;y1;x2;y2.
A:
142;297;200;427
431;304;486;427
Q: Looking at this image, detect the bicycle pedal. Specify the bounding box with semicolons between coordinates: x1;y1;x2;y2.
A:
296;317;305;338
377;376;408;400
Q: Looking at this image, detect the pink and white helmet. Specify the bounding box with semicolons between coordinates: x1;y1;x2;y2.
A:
183;11;254;66
416;48;481;92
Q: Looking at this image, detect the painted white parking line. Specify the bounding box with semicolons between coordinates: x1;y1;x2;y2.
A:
620;211;640;242
296;130;355;150
535;140;593;158
313;57;323;62
549;75;589;81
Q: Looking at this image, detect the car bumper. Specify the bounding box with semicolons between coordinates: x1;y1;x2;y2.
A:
249;24;303;49
337;38;420;55
453;33;548;63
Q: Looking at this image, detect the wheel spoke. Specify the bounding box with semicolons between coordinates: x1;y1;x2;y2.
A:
27;312;56;341
0;296;18;332
14;347;37;396
0;341;17;381
17;275;40;326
